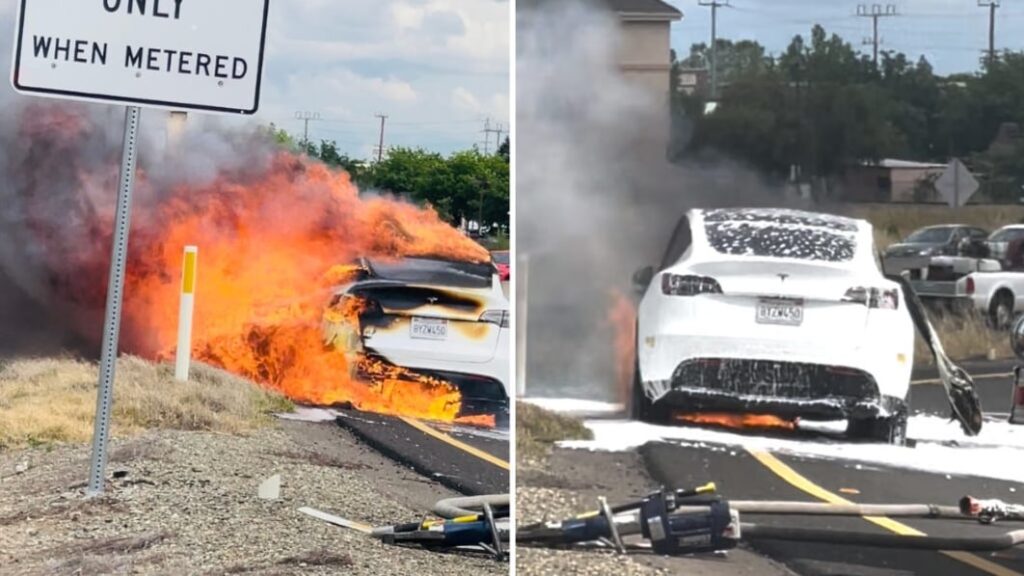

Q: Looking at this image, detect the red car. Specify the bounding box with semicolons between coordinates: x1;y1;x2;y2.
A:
491;250;510;281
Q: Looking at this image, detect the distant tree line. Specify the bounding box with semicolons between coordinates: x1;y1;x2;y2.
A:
673;25;1024;201
267;127;510;230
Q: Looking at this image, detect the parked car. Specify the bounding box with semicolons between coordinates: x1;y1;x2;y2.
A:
911;224;1024;328
631;208;915;444
884;225;990;259
322;257;510;425
491;250;510;281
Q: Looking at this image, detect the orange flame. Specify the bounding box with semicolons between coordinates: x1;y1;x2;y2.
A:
677;413;796;431
608;290;636;403
15;104;493;422
453;414;498;428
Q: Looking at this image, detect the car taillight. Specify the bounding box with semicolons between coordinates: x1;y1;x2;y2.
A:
480;310;509;328
661;274;722;296
965;277;975;295
843;287;899;310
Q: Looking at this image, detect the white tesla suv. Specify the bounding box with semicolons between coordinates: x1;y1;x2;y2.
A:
632;208;915;443
323;257;510;426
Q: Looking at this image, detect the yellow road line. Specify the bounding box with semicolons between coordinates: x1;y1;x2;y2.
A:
399;416;510;470
747;448;1021;576
911;371;1012;386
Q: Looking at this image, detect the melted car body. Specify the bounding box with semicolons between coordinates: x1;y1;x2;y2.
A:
323;257;510;425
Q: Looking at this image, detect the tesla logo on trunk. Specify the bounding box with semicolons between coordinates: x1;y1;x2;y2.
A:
426;297;439;304
778;273;789;282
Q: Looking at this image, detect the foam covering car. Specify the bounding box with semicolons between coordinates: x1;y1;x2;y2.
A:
632;208;915;443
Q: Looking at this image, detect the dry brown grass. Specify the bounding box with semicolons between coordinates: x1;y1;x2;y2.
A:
835;204;1024;249
914;310;1012;364
0;356;293;450
517;401;593;461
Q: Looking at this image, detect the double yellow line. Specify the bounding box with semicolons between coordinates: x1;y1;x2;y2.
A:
747;448;1020;576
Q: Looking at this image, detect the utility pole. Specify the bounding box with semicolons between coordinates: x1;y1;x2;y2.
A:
374;113;388;163
482;118;504;155
698;0;730;100
856;4;897;66
294;111;320;145
978;0;1000;68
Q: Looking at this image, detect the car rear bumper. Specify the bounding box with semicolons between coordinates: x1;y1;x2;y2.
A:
638;331;912;401
646;358;906;420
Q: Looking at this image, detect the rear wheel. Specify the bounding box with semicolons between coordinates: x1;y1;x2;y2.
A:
990;291;1014;330
847;407;907;445
631;362;669;424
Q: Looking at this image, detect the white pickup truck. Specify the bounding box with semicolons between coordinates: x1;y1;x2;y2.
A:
907;224;1024;328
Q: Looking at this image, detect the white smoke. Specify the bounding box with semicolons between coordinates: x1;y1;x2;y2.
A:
516;0;783;399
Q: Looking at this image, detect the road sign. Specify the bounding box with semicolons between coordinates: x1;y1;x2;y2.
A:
11;0;270;114
935;158;979;208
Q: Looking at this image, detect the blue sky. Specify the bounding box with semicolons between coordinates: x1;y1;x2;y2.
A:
665;0;1024;75
1;0;510;158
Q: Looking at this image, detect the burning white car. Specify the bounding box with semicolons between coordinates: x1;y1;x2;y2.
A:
631;208;915;444
323;257;510;425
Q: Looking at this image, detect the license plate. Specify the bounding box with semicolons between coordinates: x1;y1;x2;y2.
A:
410;317;448;340
756;298;804;326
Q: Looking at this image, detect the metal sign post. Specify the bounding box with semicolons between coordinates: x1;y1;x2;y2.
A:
11;1;269;497
86;106;141;497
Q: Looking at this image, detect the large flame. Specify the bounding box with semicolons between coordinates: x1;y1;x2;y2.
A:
608;290;636;403
7;103;492;422
677;413;796;431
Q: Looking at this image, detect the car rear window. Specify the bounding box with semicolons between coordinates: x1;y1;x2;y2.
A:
368;258;494;288
703;209;858;232
705;222;857;262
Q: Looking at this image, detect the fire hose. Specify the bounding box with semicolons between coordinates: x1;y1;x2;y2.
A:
517;485;1024;555
299;494;509;560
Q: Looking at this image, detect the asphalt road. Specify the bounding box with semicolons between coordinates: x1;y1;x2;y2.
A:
334;409;509;496
637;362;1024;576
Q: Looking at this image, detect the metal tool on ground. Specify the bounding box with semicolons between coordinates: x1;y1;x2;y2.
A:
518;486;1024;555
299;494;509;560
961;495;1024;524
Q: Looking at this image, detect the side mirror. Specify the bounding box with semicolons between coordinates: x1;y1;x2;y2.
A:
632;266;654;292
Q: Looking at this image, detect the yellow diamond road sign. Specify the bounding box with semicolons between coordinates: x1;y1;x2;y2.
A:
935;158;979;208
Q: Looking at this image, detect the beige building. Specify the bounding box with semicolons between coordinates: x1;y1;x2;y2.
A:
610;0;683;107
841;159;948;203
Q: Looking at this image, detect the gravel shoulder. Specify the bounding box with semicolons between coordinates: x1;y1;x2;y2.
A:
516;447;796;576
0;419;507;575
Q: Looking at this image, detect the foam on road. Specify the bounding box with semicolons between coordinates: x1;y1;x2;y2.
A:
559;415;1024;483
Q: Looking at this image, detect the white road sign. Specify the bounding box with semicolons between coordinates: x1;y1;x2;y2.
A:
11;0;270;114
935;158;979;208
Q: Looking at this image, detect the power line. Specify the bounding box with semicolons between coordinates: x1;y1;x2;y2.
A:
856;4;898;65
481;118;504;155
978;0;1000;67
698;0;732;100
294;111;321;143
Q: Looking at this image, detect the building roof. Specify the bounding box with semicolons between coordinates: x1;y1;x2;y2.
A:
520;0;682;20
868;158;947;170
607;0;683;20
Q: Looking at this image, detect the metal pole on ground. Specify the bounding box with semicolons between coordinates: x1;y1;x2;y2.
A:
175;246;198;381
87;105;141;497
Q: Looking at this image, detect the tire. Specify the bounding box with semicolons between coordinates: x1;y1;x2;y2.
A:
630;362;669;424
847;407;908;445
989;291;1014;330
